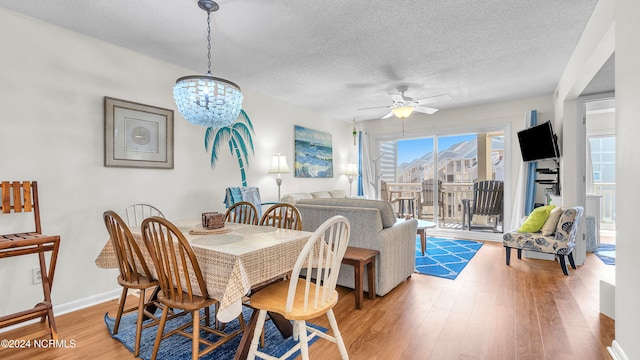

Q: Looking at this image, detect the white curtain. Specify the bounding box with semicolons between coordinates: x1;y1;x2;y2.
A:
509;162;527;230
359;130;376;199
508;111;531;230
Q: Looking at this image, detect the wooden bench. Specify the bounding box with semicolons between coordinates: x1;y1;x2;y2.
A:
341;246;379;309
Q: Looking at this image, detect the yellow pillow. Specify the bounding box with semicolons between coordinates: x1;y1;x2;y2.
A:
540;207;564;236
517;205;555;233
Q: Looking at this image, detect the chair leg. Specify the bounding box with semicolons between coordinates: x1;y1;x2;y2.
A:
134;288;146;357
192;310;199;360
151;304;169;360
327;309;349;360
298;319;310;360
568;252;577;269
505;247;511;265
517;249;522;259
113;287;129;334
558;256;569;275
247;309;268;360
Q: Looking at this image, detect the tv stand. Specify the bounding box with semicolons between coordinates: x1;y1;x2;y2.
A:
536;164;560;196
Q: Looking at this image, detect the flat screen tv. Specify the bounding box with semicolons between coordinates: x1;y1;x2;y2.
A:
517;120;560;162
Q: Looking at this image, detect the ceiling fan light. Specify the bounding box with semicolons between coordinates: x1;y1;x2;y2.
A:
391;106;414;119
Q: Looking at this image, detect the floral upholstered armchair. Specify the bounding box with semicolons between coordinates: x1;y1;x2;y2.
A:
502;206;584;275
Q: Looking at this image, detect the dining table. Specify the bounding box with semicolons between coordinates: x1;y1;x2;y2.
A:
95;219;314;359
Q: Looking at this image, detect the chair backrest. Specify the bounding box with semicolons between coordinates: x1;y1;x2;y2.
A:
286;215;350;313
555;206;584;244
103;210;154;284
141;216;209;302
259;203;302;230
421;179;444;207
225;201;259;225
1;180;42;234
472;180;504;217
120;203;165;227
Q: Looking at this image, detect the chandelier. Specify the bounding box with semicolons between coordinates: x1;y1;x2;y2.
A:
173;0;243;128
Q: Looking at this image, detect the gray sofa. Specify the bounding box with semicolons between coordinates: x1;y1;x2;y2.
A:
296;198;418;296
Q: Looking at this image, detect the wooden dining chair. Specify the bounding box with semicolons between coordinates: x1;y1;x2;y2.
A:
103;210;163;357
247;215;351;360
225;201;259;225
120;203;165;227
141;216;245;360
259;203;302;230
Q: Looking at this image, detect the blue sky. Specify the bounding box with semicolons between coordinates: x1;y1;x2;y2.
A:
397;134;476;164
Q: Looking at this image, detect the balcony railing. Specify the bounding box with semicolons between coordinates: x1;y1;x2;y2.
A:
383;182;475;226
593;182;616;224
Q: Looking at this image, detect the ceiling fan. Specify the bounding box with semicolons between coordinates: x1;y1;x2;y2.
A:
360;86;451;119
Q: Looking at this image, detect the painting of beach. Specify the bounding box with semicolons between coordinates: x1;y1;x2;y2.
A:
294;125;333;178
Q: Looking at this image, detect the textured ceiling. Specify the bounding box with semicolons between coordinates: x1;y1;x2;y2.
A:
0;0;601;122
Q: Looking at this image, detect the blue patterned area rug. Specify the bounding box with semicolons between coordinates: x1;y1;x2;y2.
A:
104;306;325;360
595;243;615;265
415;237;483;280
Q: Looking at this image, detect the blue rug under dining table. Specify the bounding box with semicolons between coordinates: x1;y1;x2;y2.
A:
415;236;483;280
104;306;326;360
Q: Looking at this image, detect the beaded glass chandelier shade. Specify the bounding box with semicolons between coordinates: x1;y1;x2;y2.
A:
173;0;242;128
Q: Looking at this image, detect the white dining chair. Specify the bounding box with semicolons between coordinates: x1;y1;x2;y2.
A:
247;215;351;360
120;203;165;227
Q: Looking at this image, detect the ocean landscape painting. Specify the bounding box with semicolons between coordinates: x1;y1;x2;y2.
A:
294;125;333;178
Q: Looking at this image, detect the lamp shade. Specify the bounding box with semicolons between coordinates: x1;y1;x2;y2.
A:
344;163;359;176
268;153;291;174
173;75;243;128
391;106;414;119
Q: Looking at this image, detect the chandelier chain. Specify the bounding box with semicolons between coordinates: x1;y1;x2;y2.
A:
206;10;212;75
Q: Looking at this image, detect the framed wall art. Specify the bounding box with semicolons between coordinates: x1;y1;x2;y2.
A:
294;125;333;178
104;97;174;169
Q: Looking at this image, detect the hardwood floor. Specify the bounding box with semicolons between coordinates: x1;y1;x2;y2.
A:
0;242;614;360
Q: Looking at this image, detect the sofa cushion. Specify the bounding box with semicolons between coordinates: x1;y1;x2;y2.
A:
297;198;396;228
328;189;346;198
540;206;563;236
280;192;313;204
517;205;555;233
311;191;332;199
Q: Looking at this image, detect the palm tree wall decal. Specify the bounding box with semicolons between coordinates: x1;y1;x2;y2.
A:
204;109;255;186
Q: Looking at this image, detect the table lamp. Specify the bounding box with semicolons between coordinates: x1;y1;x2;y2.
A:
344;163;359;196
267;153;291;201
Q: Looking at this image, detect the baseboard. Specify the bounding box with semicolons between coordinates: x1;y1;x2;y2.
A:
0;288;121;334
607;340;629;360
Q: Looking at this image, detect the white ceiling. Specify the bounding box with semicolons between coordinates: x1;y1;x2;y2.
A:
0;0;601;122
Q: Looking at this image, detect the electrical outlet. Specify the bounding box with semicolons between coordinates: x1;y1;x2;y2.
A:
32;267;42;284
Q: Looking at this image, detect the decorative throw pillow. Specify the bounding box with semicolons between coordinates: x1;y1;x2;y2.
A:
517;205;555;233
540;206;563;236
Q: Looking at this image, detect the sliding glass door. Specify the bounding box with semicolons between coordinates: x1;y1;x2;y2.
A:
379;131;505;232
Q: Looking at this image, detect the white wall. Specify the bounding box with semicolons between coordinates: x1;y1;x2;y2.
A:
614;0;640;358
0;8;351;315
554;0;640;358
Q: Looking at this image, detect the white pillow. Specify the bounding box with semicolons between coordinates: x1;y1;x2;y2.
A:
541;206;563;236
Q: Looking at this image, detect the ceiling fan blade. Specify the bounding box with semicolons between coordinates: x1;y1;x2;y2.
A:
415;93;452;105
414;106;439;115
390;93;404;103
358;105;391;110
381;111;395;119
